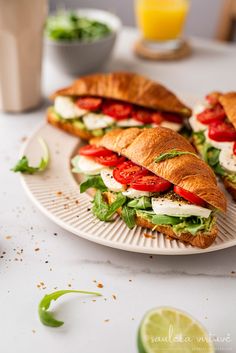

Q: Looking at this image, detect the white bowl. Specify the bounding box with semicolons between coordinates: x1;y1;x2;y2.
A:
45;9;122;76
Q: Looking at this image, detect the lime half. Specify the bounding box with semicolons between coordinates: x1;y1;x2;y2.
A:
138;307;214;353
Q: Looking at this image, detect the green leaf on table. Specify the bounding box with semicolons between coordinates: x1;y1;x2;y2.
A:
11;138;49;174
38;289;101;327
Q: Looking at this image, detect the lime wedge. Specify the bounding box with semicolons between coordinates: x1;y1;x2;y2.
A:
138;307;214;353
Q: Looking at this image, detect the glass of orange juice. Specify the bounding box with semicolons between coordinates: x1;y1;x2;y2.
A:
135;0;190;51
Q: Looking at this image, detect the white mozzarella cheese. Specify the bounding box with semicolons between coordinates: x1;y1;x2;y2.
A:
189;115;207;132
116;118;143;127
54;96;87;119
219;147;236;173
151;198;211;218
78;156;104;175
83;113;115;130
204;131;233;151
100;169;125;192
122;188;152;198
160;121;182;132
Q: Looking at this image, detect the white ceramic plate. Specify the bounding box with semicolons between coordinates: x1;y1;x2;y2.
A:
20;123;236;255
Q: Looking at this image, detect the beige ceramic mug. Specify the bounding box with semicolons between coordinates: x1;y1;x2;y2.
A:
0;0;47;112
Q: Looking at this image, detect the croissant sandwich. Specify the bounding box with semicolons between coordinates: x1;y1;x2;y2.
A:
72;127;227;249
47;72;191;140
190;92;236;200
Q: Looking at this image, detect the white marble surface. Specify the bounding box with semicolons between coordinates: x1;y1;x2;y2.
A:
0;28;236;353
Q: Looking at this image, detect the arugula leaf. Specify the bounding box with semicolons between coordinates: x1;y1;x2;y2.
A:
11;138;49;174
92;191;126;221
127;196;152;210
38;289;101;327
155;149;198;163
203;144;226;176
152;214;183;225
92;190;109;221
121;206;136;229
80;176;107;193
193;131;206;145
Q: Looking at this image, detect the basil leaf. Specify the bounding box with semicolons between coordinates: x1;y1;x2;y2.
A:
152;214;182;225
155;149;198;163
80;176;107;193
38;289;101;327
127;196;152;210
11;138;49;174
92;190;109;221
121;206;136;229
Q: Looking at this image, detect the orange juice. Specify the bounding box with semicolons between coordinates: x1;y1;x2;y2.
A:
136;0;189;41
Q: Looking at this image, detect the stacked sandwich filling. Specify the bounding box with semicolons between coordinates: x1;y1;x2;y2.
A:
51;95;185;137
72;144;215;236
190;92;236;186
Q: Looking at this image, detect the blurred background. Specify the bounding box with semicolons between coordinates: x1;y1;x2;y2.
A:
49;0;236;41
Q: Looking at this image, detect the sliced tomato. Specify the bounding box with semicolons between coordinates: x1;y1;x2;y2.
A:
197;104;226;125
79;145;112;157
233;141;236;156
206;92;221;106
132;108;153;124
131;174;172;192
174;186;206;206
161;112;183;124
95;154;126;167
76;97;102;111
208;121;236;142
102;100;133;120
113;161;148;184
151;112;164;125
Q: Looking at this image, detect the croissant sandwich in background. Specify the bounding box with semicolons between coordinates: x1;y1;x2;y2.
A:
72;126;227;249
47;72;191;140
190;91;236;200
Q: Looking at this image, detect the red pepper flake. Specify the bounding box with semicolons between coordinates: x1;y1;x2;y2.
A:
21;136;27;142
97;283;104;288
231;271;235;274
34;248;40;252
64;204;69;209
144;233;156;239
56;191;63;196
112;294;117;300
75;200;79;204
5;236;12;240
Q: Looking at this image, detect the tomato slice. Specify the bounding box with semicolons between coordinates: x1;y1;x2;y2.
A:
76;97;102;111
113;161;148;184
233;141;236;156
174;186;206;206
95;154;126;167
131;174;172;192
79;145;112;157
102;100;133;120
208;121;236;142
161;112;183;124
206;92;221;106
151;112;164;125
132;108;153;124
197;104;226;125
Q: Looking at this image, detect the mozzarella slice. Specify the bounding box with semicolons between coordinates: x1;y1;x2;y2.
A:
219;147;236;173
160;121;182;132
54;96;87;119
100;168;125;192
189;115;207;132
204;131;233;151
151;198;211;218
77;156;104;175
116;118;143;127
122;188;152;198
83;113;115;130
